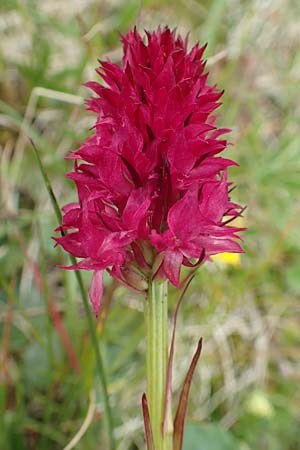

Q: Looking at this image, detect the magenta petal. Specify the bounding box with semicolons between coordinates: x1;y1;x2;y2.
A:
189;157;238;180
163;251;183;287
89;270;104;317
199;174;228;222
168;189;200;240
54;234;88;258
122;187;151;230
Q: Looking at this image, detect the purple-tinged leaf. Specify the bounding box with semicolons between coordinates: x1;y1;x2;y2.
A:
173;338;203;450
142;393;156;450
162;275;195;436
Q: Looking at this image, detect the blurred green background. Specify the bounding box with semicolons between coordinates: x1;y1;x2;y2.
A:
1;1;300;449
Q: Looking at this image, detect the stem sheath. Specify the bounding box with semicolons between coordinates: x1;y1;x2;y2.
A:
145;279;172;450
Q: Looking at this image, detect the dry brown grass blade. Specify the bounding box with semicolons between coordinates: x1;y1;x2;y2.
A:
162;274;195;436
173;338;203;450
142;393;156;450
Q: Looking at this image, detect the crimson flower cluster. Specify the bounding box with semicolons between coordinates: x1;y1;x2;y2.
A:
55;26;244;315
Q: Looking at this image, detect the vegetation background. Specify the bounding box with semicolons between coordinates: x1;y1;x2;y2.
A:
1;0;300;449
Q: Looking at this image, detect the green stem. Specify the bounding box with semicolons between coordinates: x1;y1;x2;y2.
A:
145;279;172;450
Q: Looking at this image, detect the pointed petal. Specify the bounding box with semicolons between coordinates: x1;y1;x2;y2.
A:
89;270;104;317
54;234;88;258
189;157;238;180
199;173;228;223
168;189;200;240
122;187;151;230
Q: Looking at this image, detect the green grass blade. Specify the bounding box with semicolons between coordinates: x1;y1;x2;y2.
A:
30;139;115;450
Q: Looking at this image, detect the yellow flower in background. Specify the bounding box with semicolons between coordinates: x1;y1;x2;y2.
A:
212;251;241;266
212;215;245;267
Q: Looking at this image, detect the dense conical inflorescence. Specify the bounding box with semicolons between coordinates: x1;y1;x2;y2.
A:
55;26;244;315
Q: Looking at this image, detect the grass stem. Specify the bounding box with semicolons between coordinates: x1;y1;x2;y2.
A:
31;139;115;450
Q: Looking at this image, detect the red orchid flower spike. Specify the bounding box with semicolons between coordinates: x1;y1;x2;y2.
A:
55;26;244;316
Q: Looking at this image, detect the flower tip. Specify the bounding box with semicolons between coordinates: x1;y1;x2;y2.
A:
52;236;60;247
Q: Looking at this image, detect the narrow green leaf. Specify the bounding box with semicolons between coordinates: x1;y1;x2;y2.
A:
30;139;115;450
0;99;53;154
30;139;63;225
